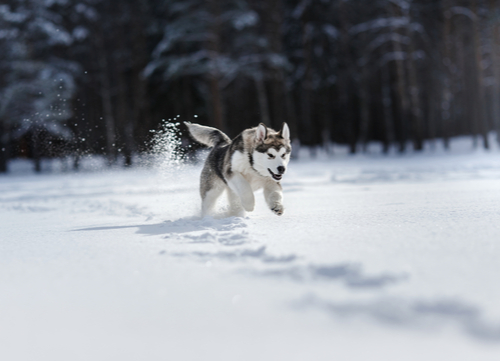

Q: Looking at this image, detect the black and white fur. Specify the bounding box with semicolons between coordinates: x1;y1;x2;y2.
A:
185;122;291;217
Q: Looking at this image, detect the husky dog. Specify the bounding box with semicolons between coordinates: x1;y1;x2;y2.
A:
185;122;291;217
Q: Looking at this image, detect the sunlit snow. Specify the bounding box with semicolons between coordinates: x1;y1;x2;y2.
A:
1;137;500;360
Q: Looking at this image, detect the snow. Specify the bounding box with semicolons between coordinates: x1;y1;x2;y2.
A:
349;17;410;36
2;138;500;360
447;6;478;21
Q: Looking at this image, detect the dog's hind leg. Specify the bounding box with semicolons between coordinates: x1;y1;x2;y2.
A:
227;188;245;217
201;179;225;217
227;172;255;212
201;187;224;217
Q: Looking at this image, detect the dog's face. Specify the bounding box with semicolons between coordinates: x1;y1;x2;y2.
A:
252;123;291;182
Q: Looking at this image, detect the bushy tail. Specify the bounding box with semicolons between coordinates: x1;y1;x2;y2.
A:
184;122;231;148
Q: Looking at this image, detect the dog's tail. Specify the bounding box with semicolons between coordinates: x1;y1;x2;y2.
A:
184;122;231;148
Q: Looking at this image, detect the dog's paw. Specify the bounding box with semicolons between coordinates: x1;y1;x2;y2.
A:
271;203;284;216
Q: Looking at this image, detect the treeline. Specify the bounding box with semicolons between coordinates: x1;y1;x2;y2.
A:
1;0;500;172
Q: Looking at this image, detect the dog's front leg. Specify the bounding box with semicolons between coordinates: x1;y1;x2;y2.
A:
264;181;284;216
227;172;255;212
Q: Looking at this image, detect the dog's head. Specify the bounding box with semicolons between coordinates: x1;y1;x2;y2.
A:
252;123;291;182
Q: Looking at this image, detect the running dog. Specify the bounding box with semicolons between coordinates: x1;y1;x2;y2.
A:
185;122;291;217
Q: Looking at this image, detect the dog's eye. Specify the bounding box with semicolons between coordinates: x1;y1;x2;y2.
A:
267;153;275;159
281;154;287;159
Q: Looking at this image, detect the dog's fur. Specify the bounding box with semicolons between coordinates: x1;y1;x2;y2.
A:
185;122;291;217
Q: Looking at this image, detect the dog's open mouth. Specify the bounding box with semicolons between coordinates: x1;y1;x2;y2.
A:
268;169;283;181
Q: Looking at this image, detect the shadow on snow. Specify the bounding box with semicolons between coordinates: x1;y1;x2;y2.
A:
73;216;247;236
296;294;500;343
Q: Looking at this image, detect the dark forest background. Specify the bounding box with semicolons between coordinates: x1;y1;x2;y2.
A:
1;0;500;173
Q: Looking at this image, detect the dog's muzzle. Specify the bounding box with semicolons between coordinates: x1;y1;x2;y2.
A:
268;168;284;181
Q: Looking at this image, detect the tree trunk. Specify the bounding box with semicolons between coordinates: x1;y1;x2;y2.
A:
381;64;395;153
441;0;453;149
31;129;41;173
0;150;7;173
208;74;225;131
114;19;134;167
95;30;117;165
207;0;225;131
389;3;410;153
456;33;470;139
321;88;333;155
358;64;371;152
338;0;356;154
182;77;194;121
0;119;8;173
405;10;424;151
301;21;313;145
254;75;271;126
489;0;500;146
116;72;134;166
73;154;80;171
284;80;300;156
131;0;153;142
261;0;286;130
471;0;489;149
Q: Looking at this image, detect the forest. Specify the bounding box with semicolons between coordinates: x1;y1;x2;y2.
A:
1;0;500;172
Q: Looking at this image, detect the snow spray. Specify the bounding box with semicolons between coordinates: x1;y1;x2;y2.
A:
148;119;201;216
149;120;186;169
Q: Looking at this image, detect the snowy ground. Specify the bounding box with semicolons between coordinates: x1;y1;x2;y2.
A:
2;138;500;361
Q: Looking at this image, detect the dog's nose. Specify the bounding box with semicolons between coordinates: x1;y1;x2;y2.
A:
277;166;285;174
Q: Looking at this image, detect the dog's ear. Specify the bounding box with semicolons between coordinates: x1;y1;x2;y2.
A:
256;123;267;142
279;122;290;141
